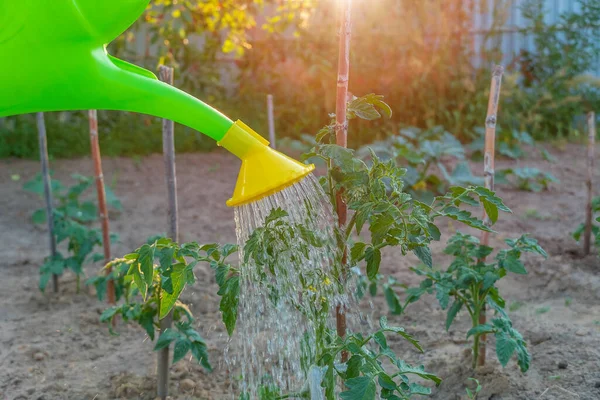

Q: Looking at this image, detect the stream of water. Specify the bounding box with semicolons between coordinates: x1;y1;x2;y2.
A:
225;173;351;398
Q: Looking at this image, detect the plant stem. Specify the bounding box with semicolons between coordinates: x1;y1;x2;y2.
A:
584;111;596;255
334;0;352;362
36;112;59;293
157;65;178;400
88;109;116;306
477;65;504;367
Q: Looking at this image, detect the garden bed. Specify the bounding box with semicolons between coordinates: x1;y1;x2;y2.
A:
0;143;599;400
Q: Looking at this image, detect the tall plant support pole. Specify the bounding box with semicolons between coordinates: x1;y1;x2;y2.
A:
37;112;59;293
267;94;276;149
584;111;596;255
88;110;116;305
477;65;504;367
157;65;178;400
334;0;352;360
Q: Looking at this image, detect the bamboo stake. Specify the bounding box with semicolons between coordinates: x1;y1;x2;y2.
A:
88;110;116;305
157;65;178;400
267;94;276;149
477;65;504;368
36;112;59;293
584;111;596;255
334;0;352;362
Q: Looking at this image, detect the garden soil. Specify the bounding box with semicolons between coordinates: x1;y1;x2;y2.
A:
1;143;599;400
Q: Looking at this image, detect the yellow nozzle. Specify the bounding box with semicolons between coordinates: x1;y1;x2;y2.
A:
218;121;315;207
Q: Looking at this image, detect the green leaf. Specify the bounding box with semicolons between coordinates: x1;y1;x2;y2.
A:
154;329;179;351
373;331;388;350
218;275;239;336
340;376;376;400
191;341;212;371
377;373;397;390
138;309;156;340
466;324;494;338
351;242;367;262
394;360;441;385
345;355;363;379
501;254;527;274
482;199;499;224
495;333;517;367
32;209;47;224
265;208;288;225
445;299;463;331
215;264;230;287
138;244;155;287
365;247;381;280
435;283;450;310
160;263;187;319
379;316;423;352
383;285;402;315
441;206;492;232
157;247;176;272
129;261;147;301
172;338;191;364
100;306;119;323
413;246;432;268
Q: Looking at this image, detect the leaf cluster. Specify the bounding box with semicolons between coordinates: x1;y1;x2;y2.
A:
97;238;237;368
408;233;547;372
24;174;121;291
572;196;600;250
323;317;440;400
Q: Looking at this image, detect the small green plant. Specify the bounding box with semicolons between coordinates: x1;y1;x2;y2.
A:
496;167;559;192
573;196;600;250
465;377;482;399
24;173;121;291
97;238;237;369
535;306;551;315
407;233;547;371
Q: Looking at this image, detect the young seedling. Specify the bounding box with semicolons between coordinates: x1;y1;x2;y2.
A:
98;239;237;377
573;196;600;254
465;377;482;399
24;174;121;291
407;233;547;371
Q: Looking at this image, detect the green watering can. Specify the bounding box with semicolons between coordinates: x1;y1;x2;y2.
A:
0;0;314;206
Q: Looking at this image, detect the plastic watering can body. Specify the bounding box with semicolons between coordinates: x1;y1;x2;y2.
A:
0;0;314;206
0;0;232;140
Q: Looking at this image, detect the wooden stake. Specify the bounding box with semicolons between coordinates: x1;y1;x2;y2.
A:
477;65;504;367
157;65;178;400
36;112;59;293
334;0;352;362
88;110;116;305
267;94;276;149
584;111;596;255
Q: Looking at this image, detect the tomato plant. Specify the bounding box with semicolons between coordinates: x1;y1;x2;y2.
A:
24;173;121;291
572;196;600;251
97;238;237;369
406;233;547;371
236;208;440;399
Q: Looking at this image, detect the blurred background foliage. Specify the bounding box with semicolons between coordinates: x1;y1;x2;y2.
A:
1;0;599;159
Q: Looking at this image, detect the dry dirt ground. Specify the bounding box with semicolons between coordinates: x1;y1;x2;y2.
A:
0;143;599;400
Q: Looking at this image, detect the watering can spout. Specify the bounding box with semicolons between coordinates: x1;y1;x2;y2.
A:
0;0;315;206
